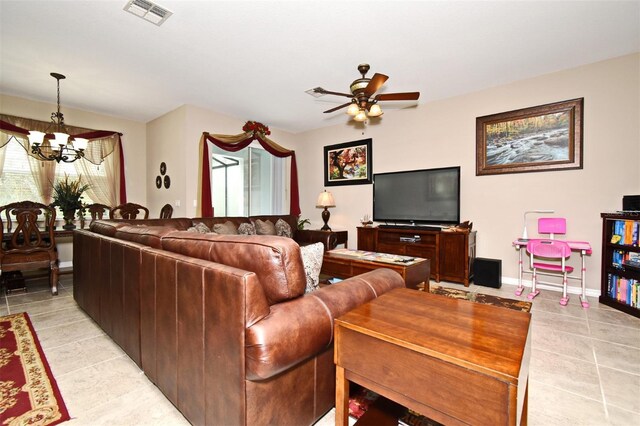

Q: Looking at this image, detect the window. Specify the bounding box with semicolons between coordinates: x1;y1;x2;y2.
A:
0;140;40;205
0;138;101;207
210;144;285;216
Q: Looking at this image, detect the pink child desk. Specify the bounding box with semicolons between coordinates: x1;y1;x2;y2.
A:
513;239;593;308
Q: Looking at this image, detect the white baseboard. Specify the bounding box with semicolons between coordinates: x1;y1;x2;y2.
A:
501;276;601;298
60;261;73;269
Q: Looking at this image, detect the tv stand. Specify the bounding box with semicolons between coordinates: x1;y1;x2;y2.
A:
357;226;476;286
379;224;445;231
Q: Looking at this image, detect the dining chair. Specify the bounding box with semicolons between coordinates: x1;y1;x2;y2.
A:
0;201;60;295
159;203;173;219
110;202;149;220
83;203;112;227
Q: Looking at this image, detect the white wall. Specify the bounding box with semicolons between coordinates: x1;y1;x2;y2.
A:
295;53;640;293
146;104;299;218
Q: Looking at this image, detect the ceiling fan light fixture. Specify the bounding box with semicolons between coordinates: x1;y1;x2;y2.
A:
368;103;383;117
353;109;367;122
346;102;359;116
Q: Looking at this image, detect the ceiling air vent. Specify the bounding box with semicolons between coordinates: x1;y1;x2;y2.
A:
124;0;173;26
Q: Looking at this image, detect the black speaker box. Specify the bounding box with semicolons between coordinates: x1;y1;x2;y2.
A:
474;258;502;288
623;195;640;211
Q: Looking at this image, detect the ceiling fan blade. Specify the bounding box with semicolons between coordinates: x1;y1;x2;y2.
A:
323;102;352;114
363;73;389;98
314;87;353;98
375;92;420;101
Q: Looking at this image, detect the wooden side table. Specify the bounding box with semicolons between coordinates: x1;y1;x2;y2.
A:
327;230;348;248
335;288;531;426
298;229;348;249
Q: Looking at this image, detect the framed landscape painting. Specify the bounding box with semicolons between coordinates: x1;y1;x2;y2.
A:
324;138;372;186
476;98;583;176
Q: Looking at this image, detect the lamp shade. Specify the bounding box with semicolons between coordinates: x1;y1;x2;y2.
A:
353;109;367;122
73;138;88;151
316;190;336;208
346;103;359;116
368;104;383;117
53;132;69;147
28;131;46;145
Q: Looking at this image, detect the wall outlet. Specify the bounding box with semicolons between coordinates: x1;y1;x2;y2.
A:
175;200;181;207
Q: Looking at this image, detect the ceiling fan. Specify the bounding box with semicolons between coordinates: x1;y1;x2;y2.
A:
309;63;420;121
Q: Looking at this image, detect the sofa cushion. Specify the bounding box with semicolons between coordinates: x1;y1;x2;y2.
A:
238;222;257;235
212;221;238;235
275;218;293;238
187;222;211;233
254;219;277;235
161;232;307;304
301;243;324;293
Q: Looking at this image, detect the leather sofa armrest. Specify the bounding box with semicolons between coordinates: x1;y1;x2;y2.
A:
245;268;405;380
295;229;338;251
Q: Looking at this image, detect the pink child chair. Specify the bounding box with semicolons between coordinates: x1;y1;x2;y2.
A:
515;217;575;306
525;239;574;305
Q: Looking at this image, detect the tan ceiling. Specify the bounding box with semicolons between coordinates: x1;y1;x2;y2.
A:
1;1;638;133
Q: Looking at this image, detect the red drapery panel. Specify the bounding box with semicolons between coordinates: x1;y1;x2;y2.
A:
200;132;301;216
118;136;127;204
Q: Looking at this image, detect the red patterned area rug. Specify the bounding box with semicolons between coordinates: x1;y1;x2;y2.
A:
0;312;70;426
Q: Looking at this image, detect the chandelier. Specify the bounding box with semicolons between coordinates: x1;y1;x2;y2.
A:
27;73;88;163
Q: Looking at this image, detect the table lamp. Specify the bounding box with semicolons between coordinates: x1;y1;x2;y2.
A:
316;190;336;231
521;209;554;240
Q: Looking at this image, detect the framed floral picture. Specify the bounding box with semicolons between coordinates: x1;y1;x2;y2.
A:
476;98;583;175
324;138;372;186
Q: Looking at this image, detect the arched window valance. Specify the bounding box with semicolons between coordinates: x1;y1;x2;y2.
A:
199;128;300;217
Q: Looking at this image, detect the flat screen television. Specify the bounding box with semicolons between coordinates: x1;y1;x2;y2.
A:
373;166;460;226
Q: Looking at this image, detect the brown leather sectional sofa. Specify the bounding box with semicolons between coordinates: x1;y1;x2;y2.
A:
73;215;405;425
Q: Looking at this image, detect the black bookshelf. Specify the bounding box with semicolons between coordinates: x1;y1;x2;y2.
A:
600;213;640;318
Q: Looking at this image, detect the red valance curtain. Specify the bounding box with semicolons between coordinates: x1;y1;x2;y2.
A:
199;131;300;217
0;115;127;204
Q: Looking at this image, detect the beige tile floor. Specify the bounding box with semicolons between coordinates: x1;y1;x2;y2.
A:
2;275;639;425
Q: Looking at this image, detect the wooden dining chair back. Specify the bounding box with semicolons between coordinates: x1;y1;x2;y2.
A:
84;203;112;227
159;203;173;219
0;201;60;295
110;202;149;220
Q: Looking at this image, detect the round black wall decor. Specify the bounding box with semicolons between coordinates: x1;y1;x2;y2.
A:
164;175;171;189
155;176;162;189
160;162;167;175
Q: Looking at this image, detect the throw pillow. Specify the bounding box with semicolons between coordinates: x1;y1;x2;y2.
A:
212;221;238;235
187;222;211;233
254;219;277;235
300;242;324;293
275;218;293;238
238;222;257;235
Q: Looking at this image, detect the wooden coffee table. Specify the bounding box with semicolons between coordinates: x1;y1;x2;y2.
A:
335;288;531;426
321;249;430;290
